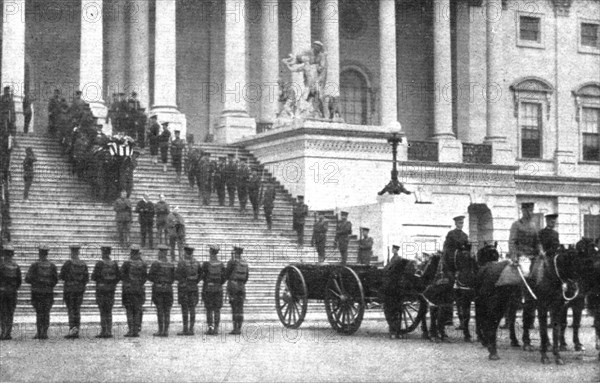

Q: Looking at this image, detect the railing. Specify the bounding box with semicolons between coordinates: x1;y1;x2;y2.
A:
407;141;439;162
257;122;273;134
462;143;492;164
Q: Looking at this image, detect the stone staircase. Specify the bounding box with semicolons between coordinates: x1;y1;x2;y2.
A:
6;133;361;321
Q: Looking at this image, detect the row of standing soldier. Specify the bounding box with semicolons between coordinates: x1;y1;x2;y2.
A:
0;243;249;340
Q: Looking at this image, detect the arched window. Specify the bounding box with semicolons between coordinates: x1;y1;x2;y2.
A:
573;83;600;162
340;69;368;125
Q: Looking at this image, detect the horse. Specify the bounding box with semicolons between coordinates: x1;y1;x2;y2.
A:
446;245;479;342
420;251;454;341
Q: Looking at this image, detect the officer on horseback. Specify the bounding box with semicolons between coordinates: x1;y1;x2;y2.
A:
539;213;560;258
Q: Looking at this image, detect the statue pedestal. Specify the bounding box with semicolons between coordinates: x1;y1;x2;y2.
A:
215;115;256;144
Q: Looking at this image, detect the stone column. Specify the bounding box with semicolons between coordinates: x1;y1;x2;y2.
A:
128;0;150;109
321;0;340;119
291;0;311;94
260;0;279;124
151;0;186;136
106;0;126;96
432;0;461;162
484;0;512;165
80;0;108;132
379;0;397;128
1;0;26;132
215;0;256;143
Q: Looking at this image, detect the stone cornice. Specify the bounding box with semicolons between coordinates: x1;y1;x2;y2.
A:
517;176;600;196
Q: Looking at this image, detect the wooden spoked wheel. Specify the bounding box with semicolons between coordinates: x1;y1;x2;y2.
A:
324;266;365;335
384;292;427;336
275;266;308;329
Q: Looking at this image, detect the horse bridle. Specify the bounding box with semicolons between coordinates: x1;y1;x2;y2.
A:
553;253;579;302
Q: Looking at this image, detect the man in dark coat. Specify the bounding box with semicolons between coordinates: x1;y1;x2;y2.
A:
167;207;186;261
196;153;212;206
248;169;262;220
357;227;374;265
214;157;227;206
148;115;160;164
135;193;155;249
59;245;89;338
114;190;132;248
158;122;171;172
443;215;469;258
539;213;560;258
186;146;201;189
22;147;37;200
171;130;185;183
0;86;16;136
293;196;309;246
25;245;58;339
334;211;352;265
311;214;328;262
202;245;226;335
224;154;238;207
225;246;249;335
149;245;175;337
237;158;250;212
47;89;61;135
155;194;170;245
91;246;120;338
176;245;202;336
0;244;21;340
263;184;276;230
120;245;147;337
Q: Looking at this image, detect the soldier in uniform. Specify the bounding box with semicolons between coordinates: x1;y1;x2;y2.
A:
508;202;545;350
120;245;148;337
158;122;171;172
59;245;89;338
293;196;309;247
214;157;227;206
186;146;200;189
237;158;250;212
0;86;16;136
311;214;328;262
114;190;133;248
0;244;21;340
135;193;155;249
224;154;238;207
196;152;212;206
167;206;186;261
248;168;262;220
47;89;61;135
442;215;469;330
91;246;120;338
225;246;249;335
262;184;276;230
171;130;185;183
155;194;170;245
148;115;161;165
176;245;202;336
25;245;58;339
202;245;226;335
539;213;560;258
357;227;374;265
23;91;33;134
149;245;175;337
22;147;37;200
334;211;352;265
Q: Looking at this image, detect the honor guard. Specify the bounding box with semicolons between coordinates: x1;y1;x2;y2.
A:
155;194;170;245
25;245;58;340
158;122;171;172
311;214;329;262
196;152;212;206
114;190;133;248
224;154;238;207
262;184;276;230
59;245;89;338
171;130;185;183
214;157;227;206
292;196;309;247
149;245;175;337
539;213;560;258
91;246;120;338
248;168;262;220
0;244;21;340
176;245;202;336
148;115;160;164
121;245;148;337
334;212;352;265
226;246;249;335
237;158;250;212
357;227;374;265
202;245;226;335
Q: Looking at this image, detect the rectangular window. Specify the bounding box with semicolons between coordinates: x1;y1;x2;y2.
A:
581;23;599;48
582;107;600;161
584;214;600;240
520;16;541;42
520;102;542;158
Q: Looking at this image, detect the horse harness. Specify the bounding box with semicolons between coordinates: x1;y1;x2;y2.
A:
553;253;579;302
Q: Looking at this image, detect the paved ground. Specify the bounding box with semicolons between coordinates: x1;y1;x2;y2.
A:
0;316;598;383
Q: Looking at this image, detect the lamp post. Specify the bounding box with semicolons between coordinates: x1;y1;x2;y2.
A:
378;122;411;196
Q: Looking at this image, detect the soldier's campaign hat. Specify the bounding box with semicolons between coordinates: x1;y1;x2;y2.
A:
341;211;349;217
183;245;195;253
233;246;244;255
100;246;112;254
209;245;220;253
130;244;141;252
157;244;169;251
392;244;400;250
521;202;535;209
545;213;558;219
453;215;465;221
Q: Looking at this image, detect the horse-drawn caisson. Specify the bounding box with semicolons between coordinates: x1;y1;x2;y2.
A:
274;262;428;336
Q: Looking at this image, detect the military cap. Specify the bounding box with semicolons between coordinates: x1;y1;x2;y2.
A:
38;244;50;252
130;244;140;252
157;244;169;251
233;246;244;254
313;40;324;47
3;86;10;91
392;245;400;250
453;215;465;221
209;245;220;253
131;91;138;97
360;227;370;232
174;130;181;134
341;211;349;217
521;202;534;209
100;246;112;254
70;244;81;250
183;245;194;253
75;90;82;95
545;213;558;219
297;195;304;199
2;244;15;255
161;122;169;127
